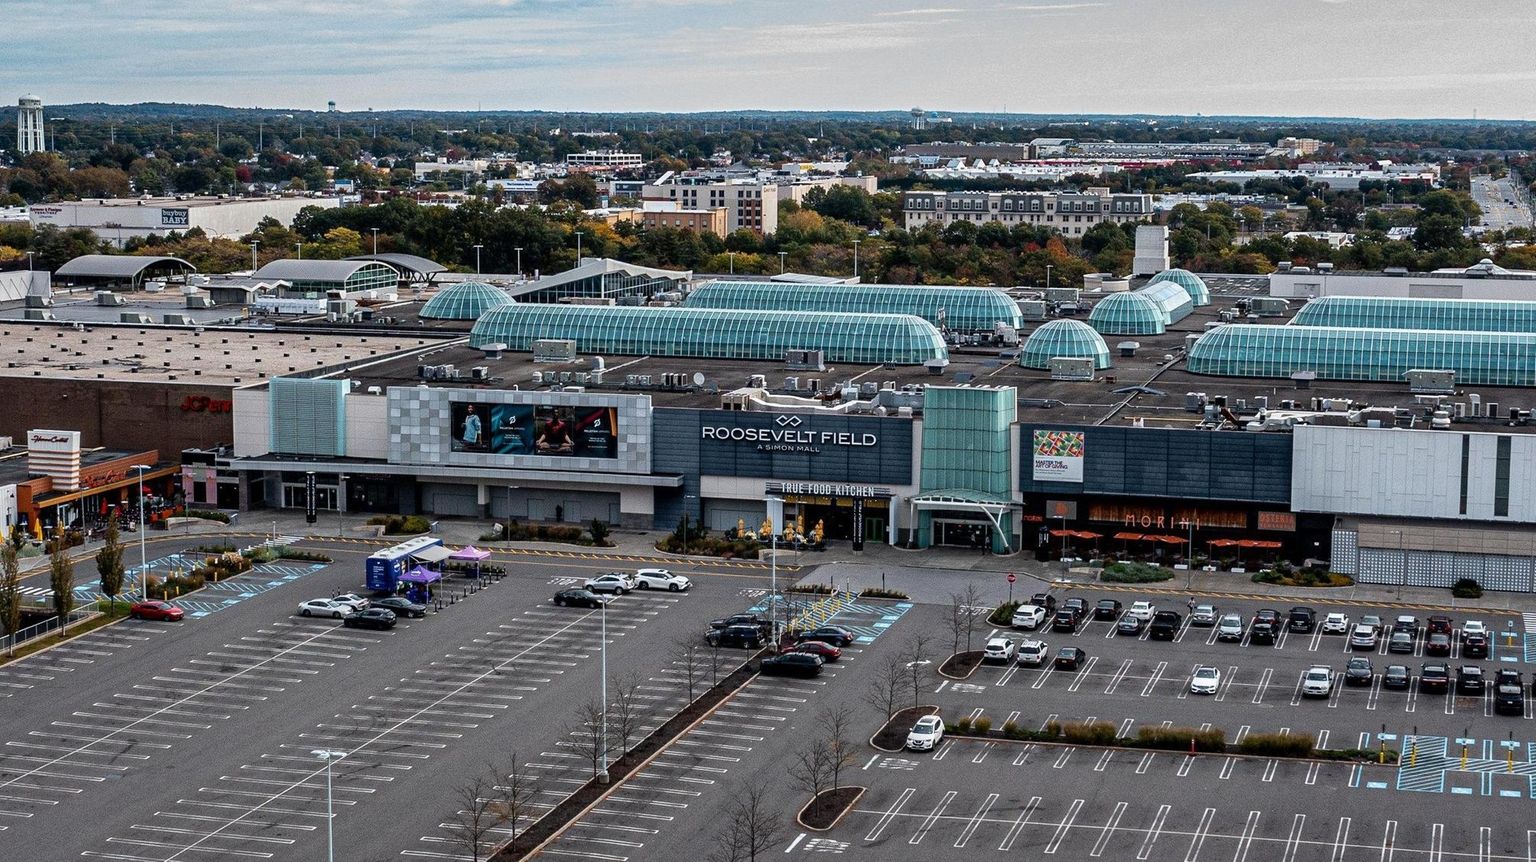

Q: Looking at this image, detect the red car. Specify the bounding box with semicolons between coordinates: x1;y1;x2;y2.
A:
129;600;184;622
790;641;842;662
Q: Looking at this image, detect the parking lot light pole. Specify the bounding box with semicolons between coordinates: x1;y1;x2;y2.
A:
598;597;609;784
132;465;151;601
337;474;347;538
311;749;346;862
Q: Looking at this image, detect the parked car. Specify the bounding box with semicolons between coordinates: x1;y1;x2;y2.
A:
1216;614;1244;642
1344;657;1373;686
584;572;636;594
1127;600;1156;622
1190;604;1218;626
761;653;823;678
1253;608;1282;628
1011;604;1047;630
983;637;1017;663
343;608;397;630
1051;609;1079;632
797;625;856;647
1062;597;1088;620
1461;620;1488;642
1420;662;1451;693
1250;621;1278;645
1017;640;1049;666
373;596;428;618
633;568;692;591
1456;665;1486;695
128;600;184;622
790;640;842;662
1029;593;1057;612
1189;665;1221;695
1054;646;1087;670
1093;599;1122;621
1463;633;1490;659
1359;614;1383;630
333;593;370;611
1349;624;1379;651
552;588;606;609
1425;633;1452;657
1495;669;1525;715
1288;606;1316;633
1149;610;1182;640
1301;665;1333;698
1387;631;1416;654
298;598;350;619
906;715;945;751
707;625;763;649
710;613;772;634
1427;615;1454;635
1116;615;1146;636
1382;665;1411;690
1392;615;1420;635
1321;612;1350;635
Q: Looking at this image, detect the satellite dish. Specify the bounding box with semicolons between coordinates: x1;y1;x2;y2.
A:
692;372;705;386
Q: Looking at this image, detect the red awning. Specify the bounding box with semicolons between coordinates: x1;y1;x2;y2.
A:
1074;530;1103;540
1114;532;1144;541
1207;539;1240;547
1156;535;1188;545
1049;529;1075;537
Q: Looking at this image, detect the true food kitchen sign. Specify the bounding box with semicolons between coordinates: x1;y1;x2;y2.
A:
700;415;878;454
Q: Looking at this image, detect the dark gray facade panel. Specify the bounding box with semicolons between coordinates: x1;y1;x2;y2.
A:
1020;424;1291;504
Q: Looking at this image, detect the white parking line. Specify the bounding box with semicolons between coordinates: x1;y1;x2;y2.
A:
1282;813;1306;862
999;796;1041;852
908;790;955;845
953;792;998;848
1090;801;1126;857
1044;798;1084;855
1332;817;1352;862
1185;807;1215;862
1138;804;1170;860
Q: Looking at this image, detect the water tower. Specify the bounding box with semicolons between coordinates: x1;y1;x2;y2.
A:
909;107;926;131
17;95;44;154
327;100;337;113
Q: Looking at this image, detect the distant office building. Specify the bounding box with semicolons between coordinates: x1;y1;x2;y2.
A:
1188;162;1441;191
640;201;728;237
414;158;490;182
643;170;876;236
16;95;43;154
565;150;644;171
1268;259;1536;300
29;196;342;248
901;188;1152;237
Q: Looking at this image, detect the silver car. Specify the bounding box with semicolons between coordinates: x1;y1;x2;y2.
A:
1216;614;1244;642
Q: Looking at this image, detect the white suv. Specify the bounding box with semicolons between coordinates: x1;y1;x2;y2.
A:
1016;640;1049;666
633;568;692;592
1011;604;1046;630
1301;666;1333;698
983;637;1017;663
1321;612;1349;635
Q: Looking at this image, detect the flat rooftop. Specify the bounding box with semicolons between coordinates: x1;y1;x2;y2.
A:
0;446;150;485
42;195;337;209
0;322;441;386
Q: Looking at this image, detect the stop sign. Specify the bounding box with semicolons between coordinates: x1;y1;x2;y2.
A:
1006;573;1017;584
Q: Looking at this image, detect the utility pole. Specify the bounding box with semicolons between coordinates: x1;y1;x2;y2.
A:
250;240;260;272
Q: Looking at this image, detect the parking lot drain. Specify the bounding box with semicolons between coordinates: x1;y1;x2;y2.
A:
1365;781;1389;789
1451;786;1475;794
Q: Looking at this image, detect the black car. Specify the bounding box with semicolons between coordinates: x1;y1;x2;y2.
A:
1249;621;1278;645
1093;599;1122;621
1062;597;1088;620
1149;610;1182;640
1052;609;1079;632
707;625;764;649
1457;665;1486;695
553;589;606;609
1116;615;1146;636
373;596;428;618
1463;634;1490;659
796;625;856;647
1382;665;1411;690
1054;646;1087;670
1030;593;1057;612
1288;607;1316;633
1344;657;1373;686
342;608;397;630
761;652;823;678
1425;633;1452;656
1420;663;1450;693
1387;631;1416;654
1495;669;1525;715
1392;615;1420;635
710;613;772;633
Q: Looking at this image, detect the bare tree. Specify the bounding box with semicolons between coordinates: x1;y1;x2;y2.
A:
445;765;513;862
821;705;858;792
492;757;538;856
48;526;74;634
946;590;967;656
565;699;615;780
707;634;728;686
863;653;910;720
903;632;933;709
788;736;834;807
675;636;707;701
709;784;787;862
608;671;644;754
960;582;983;652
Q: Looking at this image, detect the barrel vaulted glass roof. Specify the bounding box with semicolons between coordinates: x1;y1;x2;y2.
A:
685;280;1022;332
468;305;948;365
1088;291;1167;335
1188;324;1536;386
1147;268;1211;307
1290;296;1536;333
1134;280;1195;325
419;281;514;320
1020;319;1112;369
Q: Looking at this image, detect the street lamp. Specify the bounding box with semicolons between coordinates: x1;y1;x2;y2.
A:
311;749;347;862
683;494;698;556
131;464;151;601
778;251;787;274
296;241;303;260
370;227;379;255
473;244;483;275
1045;264;1053;290
575;231;585;263
852;239;861;279
727;251;734;275
336;474;347;538
514;247;523;278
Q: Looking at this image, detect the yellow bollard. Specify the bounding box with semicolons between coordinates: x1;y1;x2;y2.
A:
1462;745;1469;770
1410;740;1417;767
1509;748;1515;773
1379;742;1386;764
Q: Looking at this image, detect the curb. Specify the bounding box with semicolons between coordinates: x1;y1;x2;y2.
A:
938;650;983;680
939;729;1402;767
869;705;939;753
0;611;120;668
1049;578;1523;616
796;786;866;832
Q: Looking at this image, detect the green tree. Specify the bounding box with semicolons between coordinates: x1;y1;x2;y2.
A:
95;517;125;618
1;539;20;646
48;527;74;635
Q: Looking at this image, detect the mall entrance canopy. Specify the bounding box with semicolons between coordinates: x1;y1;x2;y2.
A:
910;489;1016;553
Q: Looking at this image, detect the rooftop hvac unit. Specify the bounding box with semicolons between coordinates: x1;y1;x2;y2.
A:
625;374;639;386
574;372;590;384
748;374;767;388
471;366;489;381
784;376;799;391
186;295;213;308
924;359;949;375
557;371;572;384
589;369;604;385
1017;300;1048;321
119;312;154;324
95;291;125;307
1048;357;1096;381
532;371;545;384
784;349;825;371
531;339;577;363
1117;341;1140;357
860;381;878;396
366;386;382;394
1406;369;1456;394
639;375;652;386
23;309;55;321
162;313;194;325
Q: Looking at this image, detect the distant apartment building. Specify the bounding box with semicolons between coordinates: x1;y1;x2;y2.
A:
901;188;1153;236
414;158;490;182
640;201;728;237
643;170;877;235
1278;137;1325;157
565;150;644;172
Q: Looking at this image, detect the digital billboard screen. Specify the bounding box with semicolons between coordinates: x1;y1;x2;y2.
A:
450;401;618;459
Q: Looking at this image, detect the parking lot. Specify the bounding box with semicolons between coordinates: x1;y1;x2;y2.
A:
0;537;779;861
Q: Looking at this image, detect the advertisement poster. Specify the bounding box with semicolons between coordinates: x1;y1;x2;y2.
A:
1032;430;1085;483
451;401;618;459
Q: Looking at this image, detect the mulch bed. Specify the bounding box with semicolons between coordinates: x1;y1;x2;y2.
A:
491;658;758;860
939;650;983;679
799;786;864;830
871;705;939;751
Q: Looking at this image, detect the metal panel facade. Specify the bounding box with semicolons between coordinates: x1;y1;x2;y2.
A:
1019;424;1292;504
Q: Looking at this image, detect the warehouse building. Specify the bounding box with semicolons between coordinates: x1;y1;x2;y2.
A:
29;196;341;247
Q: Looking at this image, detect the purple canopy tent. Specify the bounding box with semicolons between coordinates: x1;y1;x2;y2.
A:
398;566;441;604
450;545;492;580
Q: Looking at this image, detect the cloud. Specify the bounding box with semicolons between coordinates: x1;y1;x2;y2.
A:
1003;2;1105;10
877;7;963;15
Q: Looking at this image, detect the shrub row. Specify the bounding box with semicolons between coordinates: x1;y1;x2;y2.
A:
858;587;910;600
1101;562;1175;583
278;548;333;563
1452;577;1483;598
184;509;231;523
655;534;762;559
1251;570;1354;587
368;514;433;535
1238;732;1313;757
481;520;611;547
1134;726;1228;752
945;718;1394;762
785;583;834;595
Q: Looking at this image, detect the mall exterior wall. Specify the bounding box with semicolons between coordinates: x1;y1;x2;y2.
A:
1020;424;1292;503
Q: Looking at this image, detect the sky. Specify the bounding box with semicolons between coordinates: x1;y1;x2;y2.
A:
5;0;1535;119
